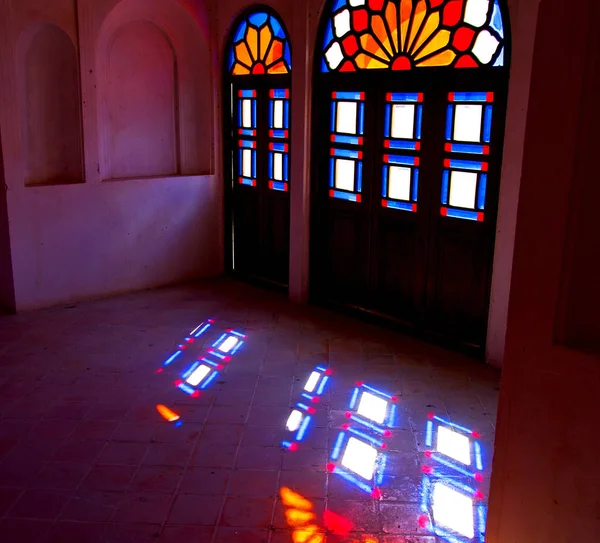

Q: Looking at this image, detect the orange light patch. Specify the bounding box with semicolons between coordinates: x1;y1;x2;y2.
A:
156;404;180;422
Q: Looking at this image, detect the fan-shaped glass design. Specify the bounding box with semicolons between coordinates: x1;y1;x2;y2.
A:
229;11;292;75
321;0;505;72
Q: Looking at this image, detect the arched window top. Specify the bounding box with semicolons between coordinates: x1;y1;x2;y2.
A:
321;0;506;72
228;10;291;76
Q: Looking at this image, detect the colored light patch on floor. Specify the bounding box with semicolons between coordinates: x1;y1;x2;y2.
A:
156;404;180;423
437;425;472;466
432;481;476;540
286;409;304;432
356;391;388;424
219;335;239;353
341;436;379;481
185;364;212;387
304;371;321;392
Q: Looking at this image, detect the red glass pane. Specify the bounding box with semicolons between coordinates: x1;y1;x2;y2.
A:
443;0;465;27
352;9;369;32
452;27;476;52
342;35;359;56
455;54;479;68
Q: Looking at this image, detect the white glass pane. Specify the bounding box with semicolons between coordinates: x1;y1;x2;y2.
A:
436;426;471;466
242;99;252;128
274;100;284;129
336;101;358;134
432;482;475;539
286;410;303;432
388;166;412;201
464;0;490;28
334;9;351;38
349;0;366;6
273;152;283;181
186;364;211;387
219;336;239;353
473;30;500;64
357;391;388;424
325;42;344;70
449;171;478;209
341;437;378;480
454;104;483;142
304;371;320;392
391;104;415;139
335;158;355;191
242;149;252;178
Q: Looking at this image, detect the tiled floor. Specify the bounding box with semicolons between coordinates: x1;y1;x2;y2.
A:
0;279;500;542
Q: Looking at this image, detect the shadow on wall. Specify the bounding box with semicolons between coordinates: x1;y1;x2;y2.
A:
19;23;84;187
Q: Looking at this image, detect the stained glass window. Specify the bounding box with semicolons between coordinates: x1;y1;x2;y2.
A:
441;92;493;221
236;90;258;187
229;11;291;75
268;89;290;191
321;0;506;72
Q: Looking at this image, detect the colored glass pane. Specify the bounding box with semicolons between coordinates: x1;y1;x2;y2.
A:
321;0;506;71
335;158;356;191
229;11;291;75
449;170;477;208
388;166;412;200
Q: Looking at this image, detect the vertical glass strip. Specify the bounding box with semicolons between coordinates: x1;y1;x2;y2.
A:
331;102;336;133
357;161;363;193
329;158;335;188
252;100;257;129
284;154;289;181
268;152;273;179
446;105;453;140
284;100;290;129
252;150;256;178
412;169;419;201
382;165;388;198
269;101;274;128
441;170;449;205
477;174;488;209
358;103;365;135
483;106;493;143
384;104;391;138
416;105;423;139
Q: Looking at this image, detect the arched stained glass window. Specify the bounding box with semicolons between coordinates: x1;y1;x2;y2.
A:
321;0;505;72
228;11;292;75
224;8;292;290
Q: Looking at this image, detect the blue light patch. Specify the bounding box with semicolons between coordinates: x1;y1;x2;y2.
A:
163;350;182;366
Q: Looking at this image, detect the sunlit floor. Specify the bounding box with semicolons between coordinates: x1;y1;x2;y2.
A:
0;279;500;543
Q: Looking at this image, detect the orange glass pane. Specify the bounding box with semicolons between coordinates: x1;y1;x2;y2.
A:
355;52;389;69
234;42;253;68
247;26;259;61
232;63;251;75
399;0;413;52
372;15;394;58
268;61;289;74
410;12;440;55
407;0;427;53
259;25;272;61
414;29;450;61
385;1;399;54
416;48;456;67
266;39;284;66
360;33;392;62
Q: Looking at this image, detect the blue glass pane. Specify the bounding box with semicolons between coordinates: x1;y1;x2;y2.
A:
386;155;416;166
272;89;288;99
268;152;273;178
331;190;359;202
412;170;419;201
416;106;423;139
477;174;488;210
270;16;285;39
332;148;360;159
492;0;504;38
384;104;391;138
450;143;486;154
329;158;335;188
382;166;388;198
386;141;418;151
447;209;480;221
357;162;363;192
248;12;268;27
322;59;329;73
284;42;292;68
494;47;505;67
335;91;363;100
483;106;493;142
284;154;289;181
453;92;488;102
330;101;336;132
388;93;421;102
332;0;347;12
271;181;287;191
234;21;247;43
333;134;361;145
284;100;290;129
229;49;235;70
271;129;287;139
387;201;414;211
358;103;365;135
271;142;287;152
441;171;449;205
447;159;484;171
445;106;453;140
239;90;255;98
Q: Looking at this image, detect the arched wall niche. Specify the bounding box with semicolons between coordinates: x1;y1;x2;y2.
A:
96;0;213;180
17;22;84;187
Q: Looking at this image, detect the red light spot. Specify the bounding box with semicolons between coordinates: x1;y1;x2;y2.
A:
185;337;194;343
383;430;392;437
326;463;336;473
475;473;484;482
224;356;232;362
325;369;333;375
207;348;214;353
391;396;398;402
356;381;363;386
472;431;481;438
381;443;387;449
475;490;485;500
191;390;200;398
312;397;320;403
289;443;298;451
208;319;215;323
217;365;224;370
156;368;163;373
174;380;183;386
422;465;433;474
308;407;316;414
345;412;352;418
180;345;186;350
425;450;432;458
323;510;354;536
418;514;429;528
341;424;350;430
371;488;382;500
428;413;434;419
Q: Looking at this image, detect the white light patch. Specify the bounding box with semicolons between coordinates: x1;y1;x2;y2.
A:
274;152;283;181
454;104;483;142
449;171;478;209
335;159;356;191
357;391;388;424
389;166;412;201
242;99;252;127
432;482;475;539
333;9;351;38
341;437;378;480
186;364;211;387
304;371;321;393
436;426;472;466
274;100;284;129
464;0;490;28
242;149;252;178
391;104;415;139
286;410;303;432
336;101;358;134
473;30;500;65
219;335;239;353
325;42;344;70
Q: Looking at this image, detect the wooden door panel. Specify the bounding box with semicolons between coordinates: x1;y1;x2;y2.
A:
262;193;290;286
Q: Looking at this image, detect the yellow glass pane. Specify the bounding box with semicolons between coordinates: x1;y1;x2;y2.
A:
407;0;427;53
268;61;289;74
232;63;251;75
372;15;394;58
234;42;252;68
416;48;456;67
411;12;441;55
360;34;391;62
266;39;284;66
355;53;389;69
259;25;272;61
400;0;413;52
414;29;450;61
385;1;399;54
247;26;259;61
